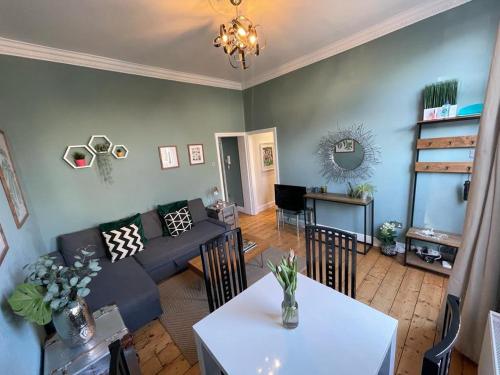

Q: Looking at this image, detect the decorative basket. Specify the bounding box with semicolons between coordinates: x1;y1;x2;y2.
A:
381;244;397;257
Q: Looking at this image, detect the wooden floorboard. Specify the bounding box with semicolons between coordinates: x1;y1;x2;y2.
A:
133;208;476;375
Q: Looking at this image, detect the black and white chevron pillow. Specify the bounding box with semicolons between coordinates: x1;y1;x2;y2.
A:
102;223;145;263
163;206;193;237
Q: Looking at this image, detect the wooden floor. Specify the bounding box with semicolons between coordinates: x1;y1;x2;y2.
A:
133;208;477;375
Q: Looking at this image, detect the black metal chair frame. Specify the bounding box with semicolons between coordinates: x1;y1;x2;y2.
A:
422;294;461;375
305;224;357;299
109;339;130;375
199;228;248;313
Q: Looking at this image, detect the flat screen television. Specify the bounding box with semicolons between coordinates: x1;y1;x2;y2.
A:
274;184;307;212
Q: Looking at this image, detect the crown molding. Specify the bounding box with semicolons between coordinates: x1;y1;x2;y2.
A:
241;0;471;89
0;37;242;90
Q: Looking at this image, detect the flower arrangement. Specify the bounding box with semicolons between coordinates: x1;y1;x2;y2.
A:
377;221;403;246
8;247;101;325
267;249;299;328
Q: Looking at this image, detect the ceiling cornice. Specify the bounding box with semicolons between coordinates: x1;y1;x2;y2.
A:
241;0;471;89
0;37;243;90
0;0;470;91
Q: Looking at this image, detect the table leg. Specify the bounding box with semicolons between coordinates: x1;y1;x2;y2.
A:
195;331;224;375
364;205;367;254
371;200;375;248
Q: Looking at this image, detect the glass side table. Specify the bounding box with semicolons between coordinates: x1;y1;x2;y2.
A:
43;305;140;375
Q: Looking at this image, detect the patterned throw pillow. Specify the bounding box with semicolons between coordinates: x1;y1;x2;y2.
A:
102;223;145;263
163;206;193;237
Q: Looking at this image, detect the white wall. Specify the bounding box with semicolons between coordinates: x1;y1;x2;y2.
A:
237;136;252;214
248;131;276;213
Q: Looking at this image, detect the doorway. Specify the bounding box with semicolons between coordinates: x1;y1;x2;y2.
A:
215;128;279;215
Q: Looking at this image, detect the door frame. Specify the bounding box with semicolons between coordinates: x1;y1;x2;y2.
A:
214;127;279;215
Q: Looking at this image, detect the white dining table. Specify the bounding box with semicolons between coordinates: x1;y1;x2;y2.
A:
193;273;398;375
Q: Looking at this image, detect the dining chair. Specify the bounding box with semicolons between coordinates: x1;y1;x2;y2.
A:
421;294;461;375
305;225;357;299
200;228;248;312
108;339;131;375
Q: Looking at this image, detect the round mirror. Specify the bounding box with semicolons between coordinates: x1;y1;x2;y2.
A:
332;139;365;170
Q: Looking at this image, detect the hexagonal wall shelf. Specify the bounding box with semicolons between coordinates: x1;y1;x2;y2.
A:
63;145;96;169
112;145;129;159
88;135;112;154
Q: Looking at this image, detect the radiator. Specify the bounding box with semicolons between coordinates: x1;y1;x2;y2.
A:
479;311;500;375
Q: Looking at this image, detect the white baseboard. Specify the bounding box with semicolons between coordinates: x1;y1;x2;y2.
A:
236;206;252;215
255;201;275;214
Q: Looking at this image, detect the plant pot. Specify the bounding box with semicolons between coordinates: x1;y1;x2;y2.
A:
361;192;369;200
74;159;87;167
381;244;397;257
423;105;458;121
282;292;299;329
116;151;125;158
52;298;96;347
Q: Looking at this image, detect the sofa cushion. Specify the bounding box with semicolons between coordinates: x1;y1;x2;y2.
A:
58;227;108;264
85;256;162;331
102;223;145;263
99;213;147;243
164;207;193;237
188;198;208;223
134;219;227;282
158;200;192;236
141;210;163;240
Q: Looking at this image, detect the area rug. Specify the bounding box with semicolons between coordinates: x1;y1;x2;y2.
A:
157;247;305;365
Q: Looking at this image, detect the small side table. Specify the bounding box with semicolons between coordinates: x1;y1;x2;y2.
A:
43;305;140;375
206;201;239;230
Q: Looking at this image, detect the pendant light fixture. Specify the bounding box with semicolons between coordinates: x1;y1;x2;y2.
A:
213;0;261;69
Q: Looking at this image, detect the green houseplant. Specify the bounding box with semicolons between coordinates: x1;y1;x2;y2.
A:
95;143;113;184
377;221;403;256
73;151;87;167
423;80;458;120
8;247;101;346
348;182;376;200
267;249;299;329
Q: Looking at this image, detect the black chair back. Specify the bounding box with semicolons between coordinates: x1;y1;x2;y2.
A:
109;339;130;375
305;225;357;298
200;228;248;312
422;295;461;375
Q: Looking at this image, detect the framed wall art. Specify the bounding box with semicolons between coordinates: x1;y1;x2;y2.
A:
0;224;9;265
0;130;28;228
260;143;275;171
188;144;205;165
158;146;180;169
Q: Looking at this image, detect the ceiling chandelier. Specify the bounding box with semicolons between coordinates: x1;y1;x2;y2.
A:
213;0;261;69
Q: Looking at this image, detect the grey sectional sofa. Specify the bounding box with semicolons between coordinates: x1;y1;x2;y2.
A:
52;198;229;331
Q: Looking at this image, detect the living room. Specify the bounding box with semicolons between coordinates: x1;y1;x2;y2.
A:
0;0;499;374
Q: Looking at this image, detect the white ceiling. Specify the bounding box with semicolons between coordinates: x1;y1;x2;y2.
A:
0;0;469;89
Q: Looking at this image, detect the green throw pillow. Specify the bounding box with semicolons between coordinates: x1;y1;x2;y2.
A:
99;213;147;243
157;200;192;236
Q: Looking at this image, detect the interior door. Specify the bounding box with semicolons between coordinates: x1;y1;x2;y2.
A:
220;137;244;206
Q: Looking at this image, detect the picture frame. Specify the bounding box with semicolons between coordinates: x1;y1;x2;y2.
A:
335;139;355;153
0;224;9;266
260;143;275;171
188;144;205;165
0;130;29;228
158;146;180;169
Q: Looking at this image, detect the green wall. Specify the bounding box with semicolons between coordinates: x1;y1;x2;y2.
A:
243;0;499;235
0;56;245;250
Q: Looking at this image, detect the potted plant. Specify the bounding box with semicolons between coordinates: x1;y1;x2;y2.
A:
73;151;87;167
8;247;101;347
95;143;113;184
116;148;125;158
347;182;376;200
423;80;458;121
267;249;299;329
377;221;403;256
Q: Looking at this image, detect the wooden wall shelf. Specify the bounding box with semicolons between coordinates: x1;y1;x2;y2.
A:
417;114;481;125
416;135;477;149
415;162;472;173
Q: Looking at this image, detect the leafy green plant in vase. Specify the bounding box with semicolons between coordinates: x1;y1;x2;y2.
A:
8;247;102;347
377;221;403;256
73;151;87;167
348;182;376;200
267;249;299;329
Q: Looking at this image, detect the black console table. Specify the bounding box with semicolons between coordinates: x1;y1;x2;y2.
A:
304;192;375;254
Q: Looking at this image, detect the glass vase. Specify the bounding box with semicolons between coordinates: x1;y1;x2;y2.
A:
281;292;299;329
